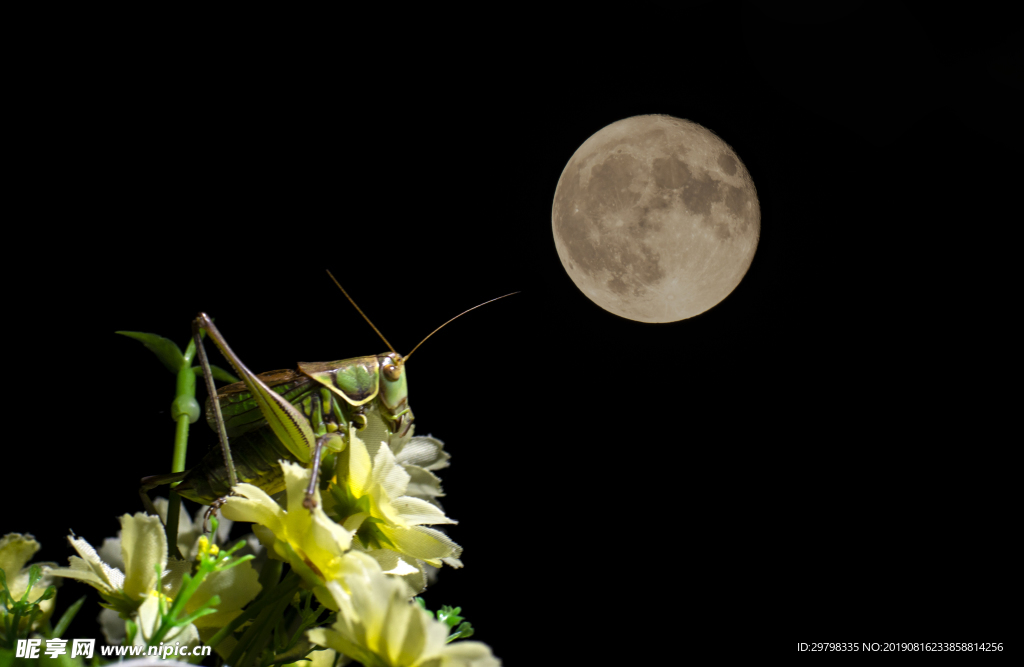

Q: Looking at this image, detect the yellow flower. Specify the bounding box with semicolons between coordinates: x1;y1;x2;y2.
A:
327;428;462;581
220;460;353;609
0;533;58;632
308;551;500;667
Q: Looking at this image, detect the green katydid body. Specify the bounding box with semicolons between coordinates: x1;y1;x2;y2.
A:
142;286;513;512
154;352;413;505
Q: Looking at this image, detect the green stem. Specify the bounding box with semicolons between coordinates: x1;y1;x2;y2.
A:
8;607;23;646
166;337;199;556
166;417;190;558
148;561;211;648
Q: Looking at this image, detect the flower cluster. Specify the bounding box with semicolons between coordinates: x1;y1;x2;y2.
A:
15;328;499;666
47;510;261;653
29;425;498;666
220;421;499;665
0;534;58;639
309;551;498;667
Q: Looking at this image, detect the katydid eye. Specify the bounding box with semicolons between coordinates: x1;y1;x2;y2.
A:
383;363;402;381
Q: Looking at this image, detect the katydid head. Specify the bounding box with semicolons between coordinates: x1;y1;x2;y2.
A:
381;352;404;382
379;351;410;425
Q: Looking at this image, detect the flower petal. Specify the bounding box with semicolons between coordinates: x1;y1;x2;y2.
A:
310;553;491;666
98;537;124;571
54;536;125;592
394;435;450;472
364;549;426;593
441;641;503;666
119;514;166;601
162;557;192;598
134;593;199;650
403;465;446;502
347;433;375;497
391;497;456;526
0;533;40;575
371;440;411;499
282;460;317;517
189;557;261;629
382;526;462;567
98;608;125;646
221;483;285;533
308;626;374;667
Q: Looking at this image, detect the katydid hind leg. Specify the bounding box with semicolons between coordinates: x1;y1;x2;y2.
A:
139;471;188;520
193;315;239;490
194;313;318;467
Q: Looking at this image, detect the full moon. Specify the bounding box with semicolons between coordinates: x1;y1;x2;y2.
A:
552;115;760;322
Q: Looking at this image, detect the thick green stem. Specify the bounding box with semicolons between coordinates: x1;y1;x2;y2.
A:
7;607;23;646
166;337;199;556
165;417;190;558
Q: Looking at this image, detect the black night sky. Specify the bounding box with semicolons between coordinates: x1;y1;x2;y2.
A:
6;4;1017;662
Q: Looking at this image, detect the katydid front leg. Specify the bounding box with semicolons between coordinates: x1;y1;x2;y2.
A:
303;431;346;509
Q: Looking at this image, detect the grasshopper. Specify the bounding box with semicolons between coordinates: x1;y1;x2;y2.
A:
142;273;514;515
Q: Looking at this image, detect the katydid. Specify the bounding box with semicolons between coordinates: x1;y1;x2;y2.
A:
141;273;515;515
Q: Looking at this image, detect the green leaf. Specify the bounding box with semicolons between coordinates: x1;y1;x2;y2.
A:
437;605;464;628
192;363;240;383
50;595;86;639
267;640;318;666
25;564;43;597
216;554;255;572
177;605;221;627
117;331;185;374
447;621;475;643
